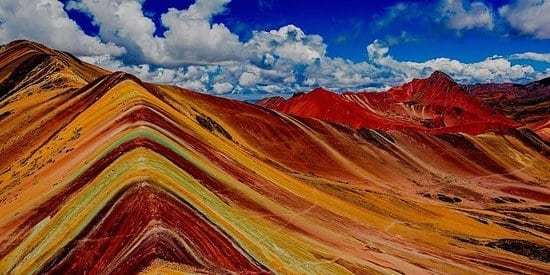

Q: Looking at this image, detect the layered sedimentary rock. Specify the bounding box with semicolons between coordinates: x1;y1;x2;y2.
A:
0;41;549;274
464;79;550;140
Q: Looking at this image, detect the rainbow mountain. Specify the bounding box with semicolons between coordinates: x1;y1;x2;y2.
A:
0;40;549;274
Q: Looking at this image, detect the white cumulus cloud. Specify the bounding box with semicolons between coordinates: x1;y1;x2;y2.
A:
0;0;124;56
67;0;164;64
213;82;234;94
366;39;539;84
245;25;326;64
82;35;546;96
509;52;550;63
439;0;494;30
499;0;550;39
239;71;259;87
68;0;243;65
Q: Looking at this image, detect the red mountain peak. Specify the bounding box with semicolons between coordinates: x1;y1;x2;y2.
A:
309;87;333;94
427;70;454;83
410;71;461;95
291;87;337;100
259;73;520;134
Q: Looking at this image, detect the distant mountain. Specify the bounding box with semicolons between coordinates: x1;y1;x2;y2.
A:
1;40;549;274
257;87;420;130
259;71;522;135
464;77;550;140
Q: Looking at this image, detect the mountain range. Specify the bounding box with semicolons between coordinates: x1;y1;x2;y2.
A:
0;40;549;274
258;71;549;138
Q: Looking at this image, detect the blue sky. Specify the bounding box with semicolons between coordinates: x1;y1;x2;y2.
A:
1;0;550;97
63;0;550;63
213;0;548;63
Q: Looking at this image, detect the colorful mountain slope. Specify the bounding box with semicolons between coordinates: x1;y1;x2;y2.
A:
465;78;550;140
0;41;549;274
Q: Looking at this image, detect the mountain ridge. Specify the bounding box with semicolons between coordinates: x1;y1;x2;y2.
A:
259;70;529;135
0;40;549;274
